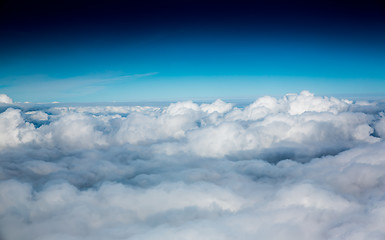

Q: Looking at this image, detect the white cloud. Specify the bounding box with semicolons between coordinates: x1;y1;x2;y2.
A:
0;108;37;148
200;99;233;114
1;91;385;240
0;94;13;104
25;111;49;121
375;112;385;138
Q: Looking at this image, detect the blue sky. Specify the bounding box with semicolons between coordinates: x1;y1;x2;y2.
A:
1;0;385;102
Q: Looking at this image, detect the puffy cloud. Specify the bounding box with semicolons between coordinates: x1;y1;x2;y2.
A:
374;113;385;138
1;91;385;240
284;90;351;115
200;99;233;114
0;94;13;104
25;111;49;121
0;108;37;148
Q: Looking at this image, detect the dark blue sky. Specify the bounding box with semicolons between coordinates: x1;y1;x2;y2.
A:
1;0;385;102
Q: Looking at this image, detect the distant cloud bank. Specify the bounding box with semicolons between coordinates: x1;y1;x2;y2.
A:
1;91;385;240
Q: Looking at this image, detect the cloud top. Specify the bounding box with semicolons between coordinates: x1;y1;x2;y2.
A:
0;94;13;104
1;91;385;240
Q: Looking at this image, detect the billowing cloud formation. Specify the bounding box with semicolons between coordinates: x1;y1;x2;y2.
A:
0;94;13;104
1;91;385;240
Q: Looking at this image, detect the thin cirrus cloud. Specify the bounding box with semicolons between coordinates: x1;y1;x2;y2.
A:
1;91;385;240
0;72;159;102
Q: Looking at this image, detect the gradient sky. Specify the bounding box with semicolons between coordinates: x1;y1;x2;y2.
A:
1;0;385;102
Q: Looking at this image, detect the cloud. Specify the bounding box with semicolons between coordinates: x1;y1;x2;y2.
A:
0;72;159;102
0;94;13;104
1;91;385;240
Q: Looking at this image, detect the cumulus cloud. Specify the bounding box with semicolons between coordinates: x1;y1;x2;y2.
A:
0;94;13;104
1;91;385;240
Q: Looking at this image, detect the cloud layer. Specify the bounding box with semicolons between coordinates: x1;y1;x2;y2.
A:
1;91;385;240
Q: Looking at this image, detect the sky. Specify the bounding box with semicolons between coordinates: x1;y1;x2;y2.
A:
1;0;385;102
